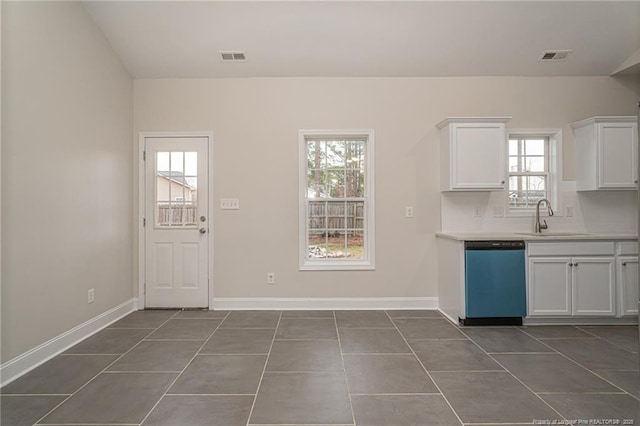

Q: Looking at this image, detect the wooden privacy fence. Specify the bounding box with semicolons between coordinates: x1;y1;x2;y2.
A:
157;204;197;225
308;201;364;231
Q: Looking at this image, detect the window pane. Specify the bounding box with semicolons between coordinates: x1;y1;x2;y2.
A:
307;170;327;198
346;230;365;260
184;152;197;176
307;232;327;258
508;157;519;172
307;140;326;169
170;152;184;174
508;139;518;156
509;175;547;208
525;139;545;156
524;156;545;172
528;176;546;201
157;152;170;171
326;201;345;230
326;141;346;168
346;140;365;169
326;234;347;259
346;201;365;230
327;170;345;198
345;169;365;197
157;203;170;226
308;201;326;229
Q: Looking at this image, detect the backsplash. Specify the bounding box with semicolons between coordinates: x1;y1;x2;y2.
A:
441;181;638;234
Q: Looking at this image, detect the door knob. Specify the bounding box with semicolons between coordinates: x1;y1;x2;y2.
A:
199;228;207;234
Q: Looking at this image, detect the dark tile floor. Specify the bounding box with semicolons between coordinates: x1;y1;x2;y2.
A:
1;309;638;426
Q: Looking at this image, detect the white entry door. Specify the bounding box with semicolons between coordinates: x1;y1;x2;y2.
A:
144;136;209;308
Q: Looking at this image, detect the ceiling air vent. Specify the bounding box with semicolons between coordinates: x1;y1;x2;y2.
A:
540;50;573;61
220;51;246;62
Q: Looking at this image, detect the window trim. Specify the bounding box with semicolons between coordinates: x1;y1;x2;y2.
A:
298;129;375;271
505;129;563;217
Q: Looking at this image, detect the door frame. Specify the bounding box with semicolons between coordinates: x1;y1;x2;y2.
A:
137;131;215;309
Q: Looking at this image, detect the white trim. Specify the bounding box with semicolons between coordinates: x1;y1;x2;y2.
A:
505;129;563;218
298;129;376;271
524;316;637;326
212;297;437;310
0;299;136;387
137;132;215;309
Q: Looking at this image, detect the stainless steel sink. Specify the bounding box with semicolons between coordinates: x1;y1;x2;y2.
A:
516;232;590;237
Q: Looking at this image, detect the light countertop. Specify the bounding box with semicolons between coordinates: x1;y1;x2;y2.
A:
436;232;638;241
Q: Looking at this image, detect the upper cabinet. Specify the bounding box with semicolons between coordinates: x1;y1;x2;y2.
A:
437;117;511;191
572;116;638;191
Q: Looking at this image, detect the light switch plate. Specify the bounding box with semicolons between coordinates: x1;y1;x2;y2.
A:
220;198;240;210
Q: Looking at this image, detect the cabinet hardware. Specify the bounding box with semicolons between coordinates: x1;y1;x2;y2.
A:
622;262;627;266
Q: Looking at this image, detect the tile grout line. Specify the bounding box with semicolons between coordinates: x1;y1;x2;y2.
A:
244;311;283;426
384;311;466;426
574;326;639;354
455;326;569;422
518;327;640;402
136;310;231;426
31;310;183;426
333;311;357;426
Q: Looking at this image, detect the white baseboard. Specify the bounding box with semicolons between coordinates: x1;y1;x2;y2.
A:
212;297;438;310
0;298;136;387
524;316;639;326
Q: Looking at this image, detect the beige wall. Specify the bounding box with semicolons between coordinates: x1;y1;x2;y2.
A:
134;77;639;301
1;2;133;362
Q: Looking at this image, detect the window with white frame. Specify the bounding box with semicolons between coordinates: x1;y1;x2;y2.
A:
508;136;550;210
299;130;375;270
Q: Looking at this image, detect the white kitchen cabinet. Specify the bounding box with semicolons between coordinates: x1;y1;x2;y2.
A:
572;257;615;316
572;116;638;190
437;117;510;191
527;242;616;318
617;256;639;316
528;257;572;316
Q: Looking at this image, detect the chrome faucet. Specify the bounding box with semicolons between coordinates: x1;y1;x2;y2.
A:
535;199;554;233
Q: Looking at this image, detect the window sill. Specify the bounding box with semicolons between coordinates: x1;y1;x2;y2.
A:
299;260;375;271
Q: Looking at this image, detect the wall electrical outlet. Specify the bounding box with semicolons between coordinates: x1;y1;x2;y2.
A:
565;205;574;217
492;207;504;218
220;198;240;210
473;206;482;218
88;288;95;304
267;272;275;285
405;206;414;218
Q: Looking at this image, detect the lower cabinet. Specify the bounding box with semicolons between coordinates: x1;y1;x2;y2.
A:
617;256;639;316
528;256;615;317
572;257;615;316
528;257;572;316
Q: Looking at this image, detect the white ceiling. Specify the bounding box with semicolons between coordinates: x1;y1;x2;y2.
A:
83;1;640;79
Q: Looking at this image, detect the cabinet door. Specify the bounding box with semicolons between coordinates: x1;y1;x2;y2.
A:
618;257;639;316
572;257;615;316
528;257;572;316
451;123;506;190
598;123;638;189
